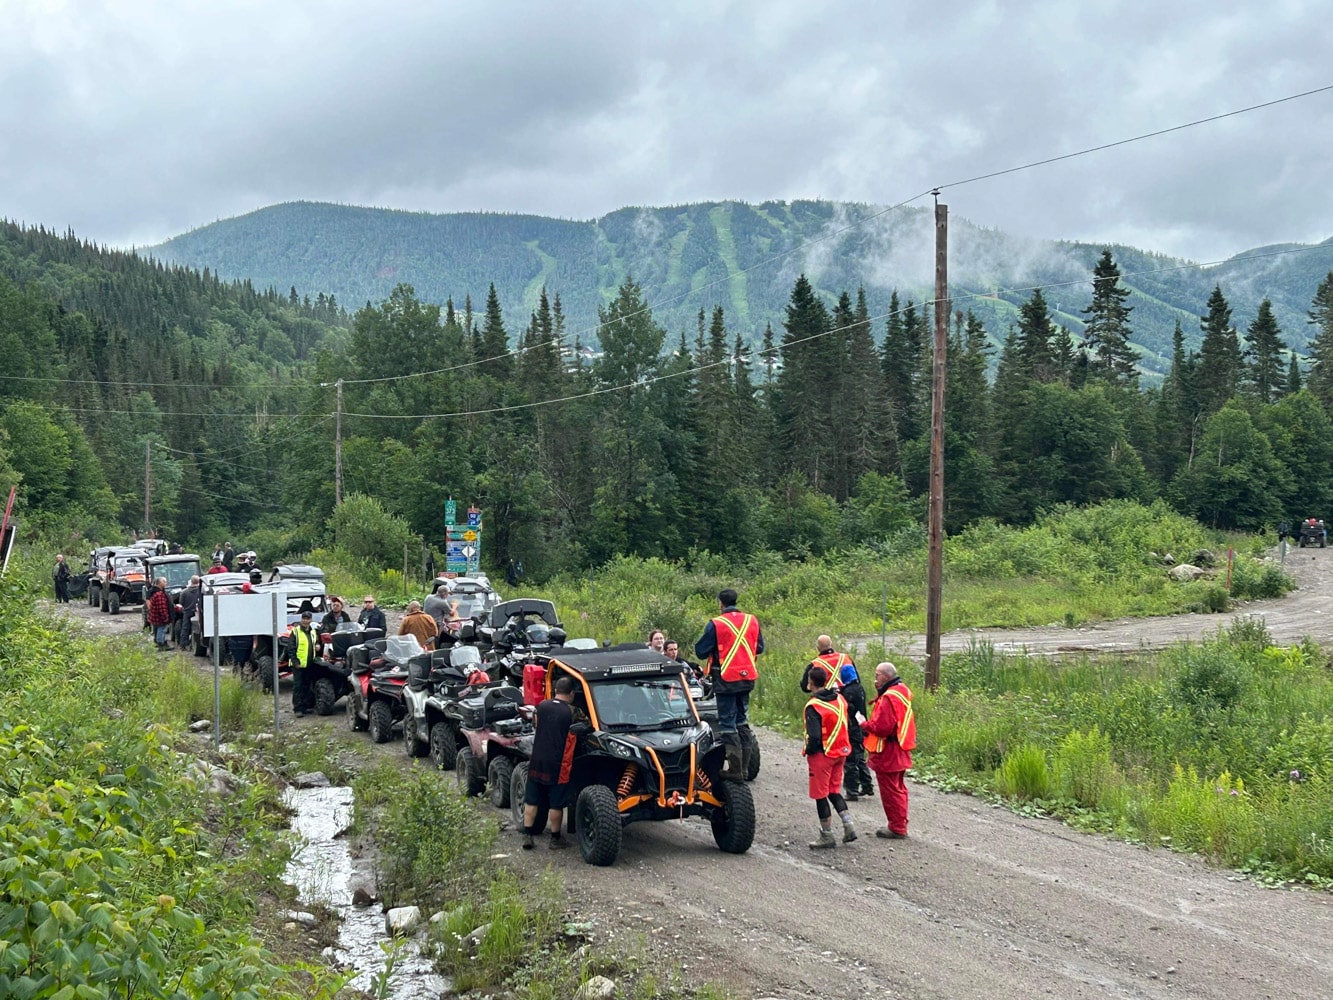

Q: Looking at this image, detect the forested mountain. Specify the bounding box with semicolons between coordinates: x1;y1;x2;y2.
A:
7;217;1333;585
150;200;1333;368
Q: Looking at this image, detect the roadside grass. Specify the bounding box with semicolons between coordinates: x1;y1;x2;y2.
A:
351;764;735;998
912;619;1333;884
0;576;342;998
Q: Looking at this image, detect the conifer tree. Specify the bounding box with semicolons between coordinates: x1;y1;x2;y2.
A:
1241;298;1285;404
774;275;834;492
1305;272;1333;410
1286;353;1302;396
479;283;511;380
1081;249;1137;385
1016;289;1056;382
1196;285;1240;415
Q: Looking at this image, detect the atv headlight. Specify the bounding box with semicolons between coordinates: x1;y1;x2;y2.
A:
605;737;638;760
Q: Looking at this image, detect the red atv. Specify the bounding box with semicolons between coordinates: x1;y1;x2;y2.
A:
446;683;533;809
346;635;419;742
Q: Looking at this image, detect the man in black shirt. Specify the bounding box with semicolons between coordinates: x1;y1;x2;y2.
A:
522;676;578;850
320;597;352;636
358;594;387;634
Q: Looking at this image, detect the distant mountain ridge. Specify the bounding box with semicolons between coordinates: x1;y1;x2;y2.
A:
149;200;1333;368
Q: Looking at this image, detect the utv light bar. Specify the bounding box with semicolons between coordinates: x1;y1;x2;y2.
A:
607;663;666;676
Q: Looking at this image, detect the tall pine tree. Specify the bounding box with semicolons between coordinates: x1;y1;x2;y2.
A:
1241;298;1285;404
1196;285;1240;415
1081;249;1138;386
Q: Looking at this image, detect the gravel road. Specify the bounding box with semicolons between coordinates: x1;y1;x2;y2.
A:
45;557;1333;1000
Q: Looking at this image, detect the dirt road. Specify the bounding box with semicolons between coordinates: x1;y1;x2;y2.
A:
862;547;1333;659
47;563;1333;1000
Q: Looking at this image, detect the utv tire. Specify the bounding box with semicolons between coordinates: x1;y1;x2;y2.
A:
108;590;120;615
368;699;394;743
100;587;109;612
429;721;456;770
740;725;761;781
710;776;756;855
88;584;99;607
455;745;485;797
575;785;622;867
313;678;338;716
257;655;275;694
509;762;529;828
404;718;428;758
347;695;368;732
488;756;514;809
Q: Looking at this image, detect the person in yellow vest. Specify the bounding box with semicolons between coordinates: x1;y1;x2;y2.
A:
694;587;763;780
803;665;857;848
290;610;319;716
862;662;916;839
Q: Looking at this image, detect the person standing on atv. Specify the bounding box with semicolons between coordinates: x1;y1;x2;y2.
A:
522;675;578;850
52;554;71;603
695;587;763;780
146;577;172;651
863;662;916;840
290;610;318;715
803;665;857;849
358;594;387;634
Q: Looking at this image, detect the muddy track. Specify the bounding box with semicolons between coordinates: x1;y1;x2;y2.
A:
46;562;1333;1000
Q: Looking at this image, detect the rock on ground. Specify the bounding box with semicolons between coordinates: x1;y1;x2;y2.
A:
1168;563;1206;582
291;771;330;788
384;906;421;936
576;975;617;1000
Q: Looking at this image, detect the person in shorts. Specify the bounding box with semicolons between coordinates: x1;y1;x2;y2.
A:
804;665;857;849
522;675;578;850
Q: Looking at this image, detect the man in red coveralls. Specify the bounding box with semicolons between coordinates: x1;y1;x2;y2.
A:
862;661;916;839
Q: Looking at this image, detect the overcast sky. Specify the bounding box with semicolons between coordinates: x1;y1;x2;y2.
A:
3;0;1331;262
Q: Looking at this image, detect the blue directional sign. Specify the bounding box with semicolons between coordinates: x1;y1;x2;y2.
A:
466;507;481;528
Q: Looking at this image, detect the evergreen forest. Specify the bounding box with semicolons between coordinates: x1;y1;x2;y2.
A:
6;219;1333;580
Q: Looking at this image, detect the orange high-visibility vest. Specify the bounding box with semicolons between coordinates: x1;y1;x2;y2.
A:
865;685;915;753
806;695;852;757
814;651;851;688
712;611;759;683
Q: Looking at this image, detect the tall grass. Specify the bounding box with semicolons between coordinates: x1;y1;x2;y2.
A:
917;619;1333;882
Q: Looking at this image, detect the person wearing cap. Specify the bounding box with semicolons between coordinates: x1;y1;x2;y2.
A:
205;556;228;575
863;662;916;839
290;610;318;715
803;664;857;849
358;594;387;634
320;596;351;635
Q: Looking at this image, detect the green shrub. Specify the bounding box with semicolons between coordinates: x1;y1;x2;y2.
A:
1228;557;1293;600
1052;727;1122;809
1148;766;1261;864
994;743;1054;801
1170;644;1243;713
431;869;562;990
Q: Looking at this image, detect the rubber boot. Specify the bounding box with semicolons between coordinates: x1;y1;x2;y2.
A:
737;725;754;780
808;828;837;850
721;733;744;781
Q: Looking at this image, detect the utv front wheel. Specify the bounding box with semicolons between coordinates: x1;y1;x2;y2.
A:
347;695;368;732
488;756;514;809
575;785;622;866
710;777;756;854
313;678;338;716
429;721;456;770
509;762;529;828
108;590;120;615
368;700;394;743
257;655;275;693
455;745;485;796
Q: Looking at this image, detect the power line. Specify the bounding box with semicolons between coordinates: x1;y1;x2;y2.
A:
933;83;1333;194
340;240;1333;422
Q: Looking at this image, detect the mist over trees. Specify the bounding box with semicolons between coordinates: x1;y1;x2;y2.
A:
5;219;1333;576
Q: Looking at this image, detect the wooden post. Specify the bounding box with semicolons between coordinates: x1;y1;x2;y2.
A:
334;379;344;506
144;440;152;531
925;198;948;692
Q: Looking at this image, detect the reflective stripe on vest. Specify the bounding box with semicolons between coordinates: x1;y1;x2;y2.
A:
806;696;851;757
865;685;916;752
815;651;850;688
713;612;758;682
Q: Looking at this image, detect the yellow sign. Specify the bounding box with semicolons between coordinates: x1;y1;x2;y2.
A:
463;530;477;542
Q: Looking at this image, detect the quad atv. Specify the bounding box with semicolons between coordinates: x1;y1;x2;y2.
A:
1299;518;1327;548
402;643;486;768
345;634;418;742
532;644;755;867
478;598;566;683
446;683;533;807
312;621;384;715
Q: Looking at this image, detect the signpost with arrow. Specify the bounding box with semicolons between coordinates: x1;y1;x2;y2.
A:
444;499;482;575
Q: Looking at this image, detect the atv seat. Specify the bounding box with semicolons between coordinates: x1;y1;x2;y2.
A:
408;649;454;689
480;684;524;726
348;638;389;674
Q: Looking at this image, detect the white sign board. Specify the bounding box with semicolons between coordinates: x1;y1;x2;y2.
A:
208;592;282;637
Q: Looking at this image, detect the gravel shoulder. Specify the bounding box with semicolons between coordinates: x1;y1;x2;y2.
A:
43;562;1333;1000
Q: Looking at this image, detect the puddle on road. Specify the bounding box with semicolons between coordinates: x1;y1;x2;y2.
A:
283;786;451;1000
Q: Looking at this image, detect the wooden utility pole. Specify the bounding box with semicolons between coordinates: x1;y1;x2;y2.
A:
334;378;344;506
144;440;152;530
925;197;948;692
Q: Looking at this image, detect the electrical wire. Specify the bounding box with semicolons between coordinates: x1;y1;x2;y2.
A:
340;239;1333;421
